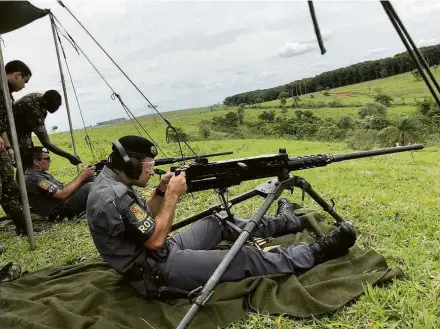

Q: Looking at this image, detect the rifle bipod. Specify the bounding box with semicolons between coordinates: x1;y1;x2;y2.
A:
210;187;270;251
173;175;348;329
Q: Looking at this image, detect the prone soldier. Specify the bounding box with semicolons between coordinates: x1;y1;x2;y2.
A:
25;147;94;221
11;90;82;167
0;60;31;235
86;135;357;298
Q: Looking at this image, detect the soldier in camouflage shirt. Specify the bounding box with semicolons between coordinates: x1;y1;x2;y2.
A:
0;60;32;235
12;91;82;167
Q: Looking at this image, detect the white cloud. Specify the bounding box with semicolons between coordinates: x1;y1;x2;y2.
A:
257;71;276;78
368;48;388;54
419;38;437;46
277;42;317;59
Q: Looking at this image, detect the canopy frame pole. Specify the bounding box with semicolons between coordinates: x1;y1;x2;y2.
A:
50;15;79;173
0;36;36;250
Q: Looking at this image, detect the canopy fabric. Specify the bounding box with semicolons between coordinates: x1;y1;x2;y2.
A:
0;1;49;35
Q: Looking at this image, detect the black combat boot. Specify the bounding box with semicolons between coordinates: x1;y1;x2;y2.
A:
266;198;308;236
309;222;357;265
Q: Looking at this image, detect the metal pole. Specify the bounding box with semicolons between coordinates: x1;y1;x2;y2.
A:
0;37;36;250
381;1;440;107
175;177;293;329
50;15;79;173
384;1;440;95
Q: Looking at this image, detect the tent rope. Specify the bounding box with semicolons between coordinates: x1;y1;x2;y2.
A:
56;0;196;158
52;17;168;157
52;16;96;159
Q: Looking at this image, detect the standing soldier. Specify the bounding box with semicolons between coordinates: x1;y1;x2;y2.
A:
0;60;31;235
11;91;82;167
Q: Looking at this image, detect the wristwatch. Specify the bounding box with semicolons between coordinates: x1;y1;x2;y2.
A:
155;186;165;197
6;146;13;150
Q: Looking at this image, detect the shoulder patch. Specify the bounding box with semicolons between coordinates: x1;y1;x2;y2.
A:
129;203;147;222
38;180;50;190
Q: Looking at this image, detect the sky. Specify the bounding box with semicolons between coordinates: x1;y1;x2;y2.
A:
2;0;440;132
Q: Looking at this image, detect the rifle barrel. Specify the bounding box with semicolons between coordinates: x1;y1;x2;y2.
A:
331;144;424;162
287;144;424;171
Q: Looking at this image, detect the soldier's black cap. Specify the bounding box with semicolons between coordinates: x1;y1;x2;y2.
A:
25;146;49;167
30;146;49;157
115;135;158;158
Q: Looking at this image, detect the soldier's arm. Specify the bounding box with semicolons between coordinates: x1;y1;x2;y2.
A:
144;193;179;250
146;172;173;217
144;173;186;250
0;133;7;150
1;133;14;163
146;187;166;217
2;133;11;148
51;167;94;200
34;125;79;162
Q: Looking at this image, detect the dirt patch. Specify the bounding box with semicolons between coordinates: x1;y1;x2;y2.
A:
332;92;353;97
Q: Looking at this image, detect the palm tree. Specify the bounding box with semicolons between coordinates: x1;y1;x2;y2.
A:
237;105;245;124
378;116;422;146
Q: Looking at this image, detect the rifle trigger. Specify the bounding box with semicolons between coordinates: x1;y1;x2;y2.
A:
301;188;305;201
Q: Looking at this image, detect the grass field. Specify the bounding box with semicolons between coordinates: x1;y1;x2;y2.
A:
1;68;440;328
1;137;439;328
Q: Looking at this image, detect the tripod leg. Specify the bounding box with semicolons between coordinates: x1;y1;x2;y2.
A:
293;176;346;225
175;177;296;329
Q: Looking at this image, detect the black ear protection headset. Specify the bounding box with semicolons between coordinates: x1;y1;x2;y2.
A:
111;140;142;180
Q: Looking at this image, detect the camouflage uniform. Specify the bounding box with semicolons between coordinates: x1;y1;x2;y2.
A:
0;83;27;233
0;262;25;282
9;93;47;166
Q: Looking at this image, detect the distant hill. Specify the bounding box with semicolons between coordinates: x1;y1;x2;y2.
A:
224;44;440;106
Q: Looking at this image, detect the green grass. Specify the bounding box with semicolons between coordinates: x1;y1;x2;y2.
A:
1;137;439;328
83;68;434;144
108;104;416;143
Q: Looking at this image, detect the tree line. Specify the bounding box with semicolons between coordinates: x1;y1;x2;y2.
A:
224;44;440;106
193;95;440;149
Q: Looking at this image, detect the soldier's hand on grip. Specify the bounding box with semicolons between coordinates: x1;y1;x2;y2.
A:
158;171;174;192
80;166;95;179
167;171;187;197
7;148;15;166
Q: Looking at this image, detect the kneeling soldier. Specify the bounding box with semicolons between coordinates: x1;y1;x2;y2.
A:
25;147;94;221
86;136;357;298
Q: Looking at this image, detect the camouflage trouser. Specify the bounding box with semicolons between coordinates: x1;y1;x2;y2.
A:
0;262;25;282
0;149;27;232
7;131;34;169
